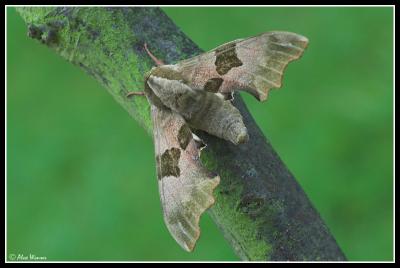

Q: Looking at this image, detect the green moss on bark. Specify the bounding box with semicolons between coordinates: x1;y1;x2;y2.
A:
17;7;153;132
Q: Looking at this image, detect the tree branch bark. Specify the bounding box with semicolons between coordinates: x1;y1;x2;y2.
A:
16;7;346;261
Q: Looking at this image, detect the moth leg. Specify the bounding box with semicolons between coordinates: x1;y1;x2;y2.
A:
144;43;164;66
126;91;145;98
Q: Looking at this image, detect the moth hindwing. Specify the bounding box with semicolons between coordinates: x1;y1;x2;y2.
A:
142;30;308;251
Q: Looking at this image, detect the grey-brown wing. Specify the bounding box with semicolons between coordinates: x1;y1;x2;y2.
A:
151;104;220;251
175;31;309;101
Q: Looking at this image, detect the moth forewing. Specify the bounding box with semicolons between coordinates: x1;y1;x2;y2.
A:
150;105;220;251
175;31;309;101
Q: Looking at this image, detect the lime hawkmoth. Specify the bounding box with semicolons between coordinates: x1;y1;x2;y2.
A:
131;31;308;251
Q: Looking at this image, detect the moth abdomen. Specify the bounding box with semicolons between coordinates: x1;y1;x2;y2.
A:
186;91;248;145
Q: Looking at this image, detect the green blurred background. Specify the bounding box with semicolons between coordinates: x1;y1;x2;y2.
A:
7;7;393;261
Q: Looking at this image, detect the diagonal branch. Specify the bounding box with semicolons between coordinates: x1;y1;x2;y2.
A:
16;7;346;261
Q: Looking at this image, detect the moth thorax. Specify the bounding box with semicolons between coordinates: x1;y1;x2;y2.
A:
173;89;206;118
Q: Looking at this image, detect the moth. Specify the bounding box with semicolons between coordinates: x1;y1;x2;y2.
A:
129;31;308;252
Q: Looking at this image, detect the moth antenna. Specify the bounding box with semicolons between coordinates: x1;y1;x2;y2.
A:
126;91;145;98
144;43;164;66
